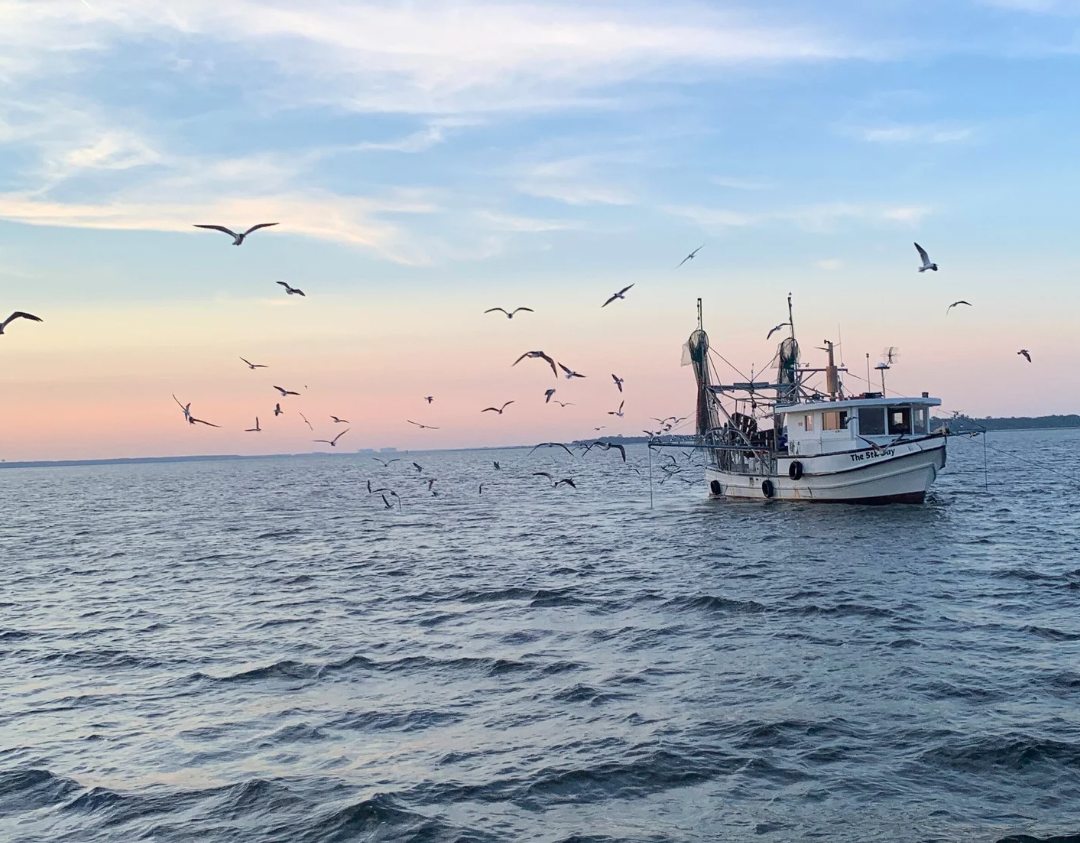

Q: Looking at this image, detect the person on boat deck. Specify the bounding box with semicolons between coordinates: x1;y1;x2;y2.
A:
777;428;788;452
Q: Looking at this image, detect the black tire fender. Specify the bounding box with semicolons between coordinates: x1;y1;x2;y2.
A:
761;479;775;499
788;460;804;481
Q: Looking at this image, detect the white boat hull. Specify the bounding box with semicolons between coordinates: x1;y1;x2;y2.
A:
705;436;946;504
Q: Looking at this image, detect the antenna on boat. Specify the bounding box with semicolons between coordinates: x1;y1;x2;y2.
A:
875;362;890;393
865;353;871;391
822;340;839;399
787;292;795;341
697;297;703;332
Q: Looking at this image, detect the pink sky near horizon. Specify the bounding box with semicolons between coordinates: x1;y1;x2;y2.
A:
2;265;1075;462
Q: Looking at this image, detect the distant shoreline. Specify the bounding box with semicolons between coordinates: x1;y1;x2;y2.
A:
1;420;1076;470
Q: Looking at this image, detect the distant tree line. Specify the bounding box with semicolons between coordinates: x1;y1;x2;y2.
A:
933;414;1080;432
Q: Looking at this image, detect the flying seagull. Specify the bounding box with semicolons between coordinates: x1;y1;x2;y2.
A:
245;417;262;433
381;494;394;510
602;284;634;308
276;282;305;297
299;412;313;431
513;350;558;377
314;429;349;447
373;457;402;467
274;403;283;417
766;322;790;340
407;420;440;429
612;374;624;393
424;396;434;404
677;244;705;268
529;442;575;457
608;400;625;418
240;357;267;370
595;441;627;462
331;415;349;424
593;426;606;432
915;242;938;272
1018;349;1032;363
412;462;423;474
273;385;300;397
553;400;574;408
544;388;556;403
189;416;219;428
945;300;972;315
482;401;515;415
493;461;501;469
173;394;192;422
193;222;278;246
533;472;577;490
485;307;534;319
559;363;586;380
0;311;43;335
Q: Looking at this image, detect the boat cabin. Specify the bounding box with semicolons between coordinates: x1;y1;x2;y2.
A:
778;395;940;456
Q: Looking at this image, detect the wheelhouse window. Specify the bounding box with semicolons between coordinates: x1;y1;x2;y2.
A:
822;410;848;431
912;407;929;434
858;407;886;436
803;414;815;432
888;406;912;435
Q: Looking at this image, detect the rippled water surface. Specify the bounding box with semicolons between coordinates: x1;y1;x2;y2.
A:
2;430;1079;842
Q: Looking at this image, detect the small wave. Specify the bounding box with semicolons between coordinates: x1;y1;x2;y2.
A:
330;709;462;733
919;734;1080;772
667;594;767;614
0;768;80;817
255;528;304;540
997;835;1080;843
41;648;165;671
786;602;895;619
202;660;321;684
305;792;493;843
1021;625;1080;642
553;684;632;706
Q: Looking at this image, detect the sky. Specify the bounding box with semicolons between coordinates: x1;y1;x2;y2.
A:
1;0;1079;460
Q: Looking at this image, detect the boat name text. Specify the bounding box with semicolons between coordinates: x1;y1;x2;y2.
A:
850;448;895;463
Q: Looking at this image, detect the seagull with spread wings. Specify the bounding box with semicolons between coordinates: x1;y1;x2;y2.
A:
276;281;305;297
915;242;938;272
240;357;267;370
299;412;313;431
513;350;558;377
608;400;625;418
766;322;790;340
485;307;534;319
0;311;42;336
602;284;634;307
544;388;556;403
482;401;515;415
407;420;440;429
314;429;349;447
553;400;574;408
274;403;283;417
193;222;278;246
533;472;577;490
1018;349;1032;363
273;385;301;397
612;374;624;392
173;395;192;423
245;417;262;433
373;457;402;467
677;244;705;268
559;363;586;380
529;442;575;457
330;415;349;424
945;300;972;315
423;396;434;404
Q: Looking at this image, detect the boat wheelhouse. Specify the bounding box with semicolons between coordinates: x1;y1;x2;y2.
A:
665;297;947;504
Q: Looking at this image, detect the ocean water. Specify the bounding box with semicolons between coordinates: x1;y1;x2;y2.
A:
2;430;1079;843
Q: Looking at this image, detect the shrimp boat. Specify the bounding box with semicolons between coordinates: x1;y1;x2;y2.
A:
666;297;947;504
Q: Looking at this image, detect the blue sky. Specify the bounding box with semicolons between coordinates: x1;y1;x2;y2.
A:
1;0;1078;458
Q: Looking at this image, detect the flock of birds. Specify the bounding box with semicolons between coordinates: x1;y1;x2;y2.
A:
4;229;1035;500
914;242;1031;362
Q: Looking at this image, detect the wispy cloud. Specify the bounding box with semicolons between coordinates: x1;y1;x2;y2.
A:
517;156;635;206
855;123;975;144
476;212;583;233
665;202;931;232
0;2;875;115
711;176;774;190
